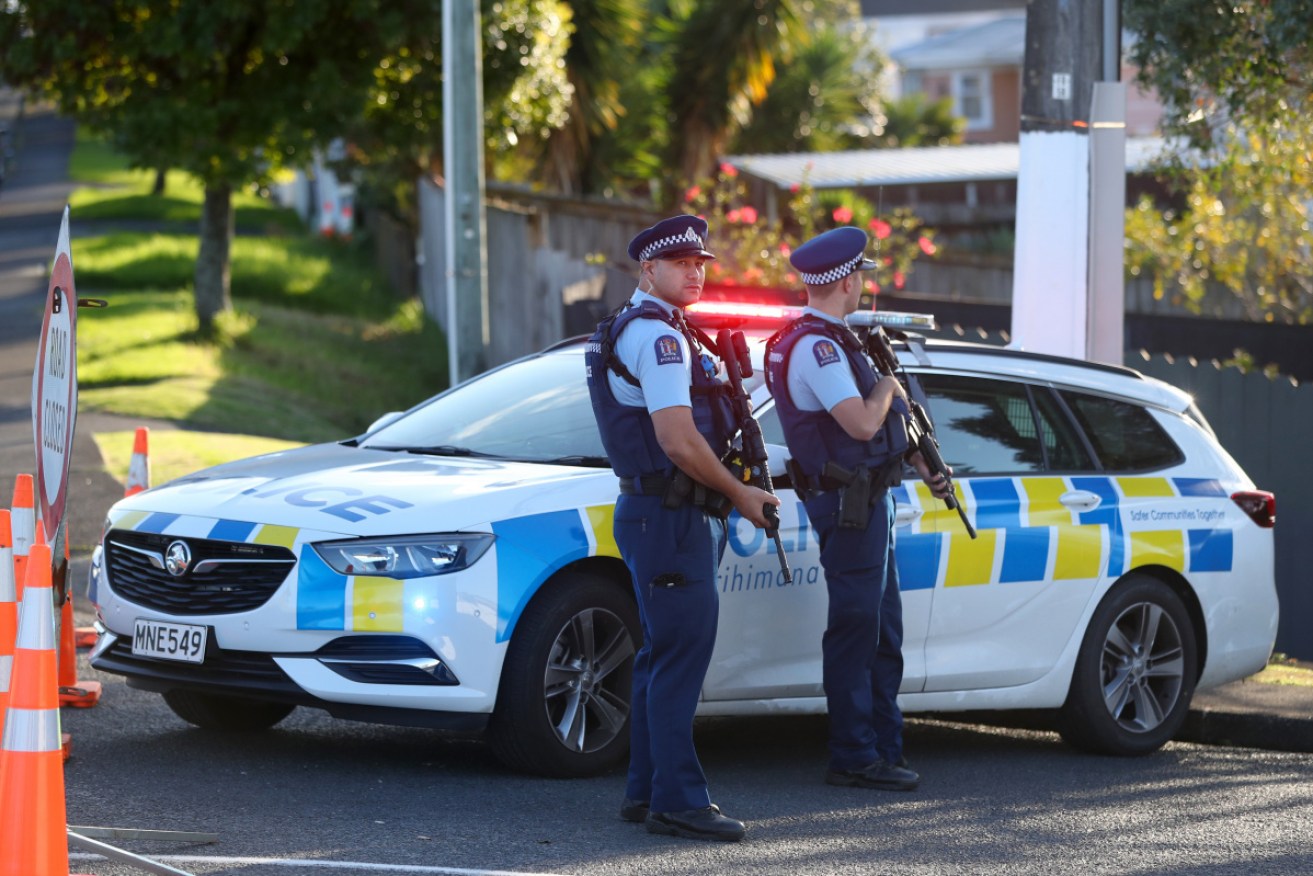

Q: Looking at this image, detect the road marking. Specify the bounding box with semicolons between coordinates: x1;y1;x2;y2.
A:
70;853;577;875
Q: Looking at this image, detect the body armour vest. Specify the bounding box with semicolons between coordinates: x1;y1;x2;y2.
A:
585;301;736;480
764;315;909;479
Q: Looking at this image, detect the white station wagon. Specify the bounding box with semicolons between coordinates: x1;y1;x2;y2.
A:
88;305;1278;776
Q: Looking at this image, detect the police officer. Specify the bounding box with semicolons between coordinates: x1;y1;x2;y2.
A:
764;226;950;790
585;214;778;842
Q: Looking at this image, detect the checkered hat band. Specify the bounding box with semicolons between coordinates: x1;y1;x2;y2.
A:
800;254;863;285
641;231;704;261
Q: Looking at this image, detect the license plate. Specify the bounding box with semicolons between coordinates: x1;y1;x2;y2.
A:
132;619;208;664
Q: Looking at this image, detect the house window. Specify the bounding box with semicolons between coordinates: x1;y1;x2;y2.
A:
953;71;993;131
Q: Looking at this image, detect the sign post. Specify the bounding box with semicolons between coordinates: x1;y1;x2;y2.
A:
31;207;78;565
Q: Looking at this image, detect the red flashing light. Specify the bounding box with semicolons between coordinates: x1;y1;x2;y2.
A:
687;301;802;322
1231;490;1275;528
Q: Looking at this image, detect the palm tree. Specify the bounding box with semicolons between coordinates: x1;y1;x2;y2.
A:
662;0;812;183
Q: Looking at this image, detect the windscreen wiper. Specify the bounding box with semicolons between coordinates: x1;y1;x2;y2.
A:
542;455;610;467
397;445;505;458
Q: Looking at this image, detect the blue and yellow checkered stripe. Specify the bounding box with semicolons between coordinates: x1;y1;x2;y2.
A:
889;475;1232;590
111;506;624;642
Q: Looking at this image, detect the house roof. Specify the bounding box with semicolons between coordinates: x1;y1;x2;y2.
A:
890;15;1026;69
725;137;1174;190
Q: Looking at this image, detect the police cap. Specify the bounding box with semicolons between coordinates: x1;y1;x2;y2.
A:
788;226;876;286
628;214;716;262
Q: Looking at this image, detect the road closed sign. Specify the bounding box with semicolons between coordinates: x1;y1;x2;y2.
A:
31;206;78;537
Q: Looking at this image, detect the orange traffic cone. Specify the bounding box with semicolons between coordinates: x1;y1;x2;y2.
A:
0;511;14;743
57;593;100;709
0;543;70;876
124;427;150;497
66;536;97;650
10;474;34;604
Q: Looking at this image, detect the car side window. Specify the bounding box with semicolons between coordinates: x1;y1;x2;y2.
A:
918;374;1045;474
1059;390;1184;471
1031;386;1098;472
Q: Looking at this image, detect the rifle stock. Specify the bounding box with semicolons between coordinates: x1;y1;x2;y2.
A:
716;329;793;582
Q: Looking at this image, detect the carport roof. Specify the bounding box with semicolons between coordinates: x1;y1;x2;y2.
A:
725;136;1174;190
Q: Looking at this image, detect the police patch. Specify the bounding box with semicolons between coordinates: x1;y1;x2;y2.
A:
654;335;683;365
813;340;841;367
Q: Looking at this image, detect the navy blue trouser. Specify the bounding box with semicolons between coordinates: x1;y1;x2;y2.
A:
613;494;727;813
805;489;905;770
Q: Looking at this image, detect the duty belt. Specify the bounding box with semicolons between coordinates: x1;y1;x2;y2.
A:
618;475;672;496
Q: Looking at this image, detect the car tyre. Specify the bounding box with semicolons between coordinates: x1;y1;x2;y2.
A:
1059;574;1197;755
488;573;639;777
163;690;295;731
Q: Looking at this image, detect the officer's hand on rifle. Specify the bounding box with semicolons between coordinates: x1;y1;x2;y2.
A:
910;452;953;501
730;483;780;530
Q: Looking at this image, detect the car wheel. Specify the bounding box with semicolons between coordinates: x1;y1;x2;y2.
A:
163;690;296;731
488;573;638;777
1059;574;1198;755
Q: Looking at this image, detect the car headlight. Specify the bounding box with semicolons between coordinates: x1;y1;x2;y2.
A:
312;534;494;579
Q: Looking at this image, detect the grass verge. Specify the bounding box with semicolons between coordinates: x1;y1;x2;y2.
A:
97;430;305;488
70;129;446;464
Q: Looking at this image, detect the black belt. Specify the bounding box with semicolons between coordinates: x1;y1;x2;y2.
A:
618;475;671;496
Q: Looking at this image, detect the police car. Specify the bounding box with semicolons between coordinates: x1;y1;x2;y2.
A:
87;304;1278;776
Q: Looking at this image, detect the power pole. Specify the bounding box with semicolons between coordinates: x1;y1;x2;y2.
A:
1011;0;1126;365
443;0;490;384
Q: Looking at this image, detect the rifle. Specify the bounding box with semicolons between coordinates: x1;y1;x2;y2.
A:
862;325;977;539
716;328;793;582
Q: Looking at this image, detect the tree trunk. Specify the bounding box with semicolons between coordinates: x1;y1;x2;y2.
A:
152;168;167;195
195;182;233;337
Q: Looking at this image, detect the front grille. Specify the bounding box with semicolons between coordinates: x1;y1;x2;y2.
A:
105;529;296;615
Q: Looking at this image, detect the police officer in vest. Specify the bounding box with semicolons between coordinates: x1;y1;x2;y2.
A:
764;226;950;791
586;214;778;842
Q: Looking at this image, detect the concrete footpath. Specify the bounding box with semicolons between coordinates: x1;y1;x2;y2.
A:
0;89;1309;756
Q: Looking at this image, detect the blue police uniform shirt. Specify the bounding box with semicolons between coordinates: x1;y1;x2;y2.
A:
785;307;863;413
609;290;694;413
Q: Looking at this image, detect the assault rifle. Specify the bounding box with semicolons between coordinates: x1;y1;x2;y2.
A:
716;329;793;582
860;324;977;539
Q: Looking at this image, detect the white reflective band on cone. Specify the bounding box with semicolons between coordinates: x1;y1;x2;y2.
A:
0;653;10;689
14;598;54;650
0;707;61;753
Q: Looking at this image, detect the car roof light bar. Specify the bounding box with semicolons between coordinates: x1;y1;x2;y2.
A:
846;310;939;331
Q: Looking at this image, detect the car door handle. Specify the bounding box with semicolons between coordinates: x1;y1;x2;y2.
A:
1059;490;1102;512
895;506;923;527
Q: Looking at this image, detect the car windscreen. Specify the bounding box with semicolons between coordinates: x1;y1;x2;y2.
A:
361;350;608;465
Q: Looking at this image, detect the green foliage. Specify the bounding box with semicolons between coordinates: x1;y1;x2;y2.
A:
728;15;887;154
347;0;575;222
77;289;445;443
73;232;402;318
683;164;937;295
1124;125;1312;323
875;93;965;148
0;1;424;188
662;0;813;183
1124;0;1311;142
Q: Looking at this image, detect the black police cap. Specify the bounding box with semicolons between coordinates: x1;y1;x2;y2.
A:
628;215;716;262
788;226;877;285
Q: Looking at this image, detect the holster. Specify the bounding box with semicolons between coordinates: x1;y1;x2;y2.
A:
824;461;873;529
663;468;732;519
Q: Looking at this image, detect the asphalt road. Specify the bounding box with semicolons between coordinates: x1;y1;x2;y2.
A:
59;660;1313;876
